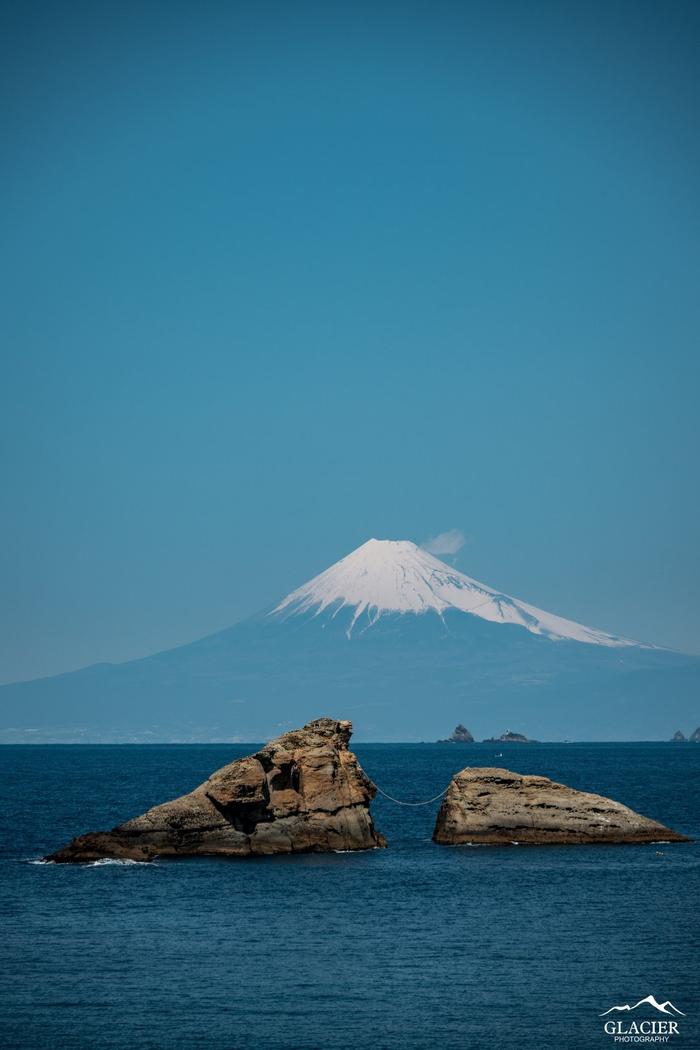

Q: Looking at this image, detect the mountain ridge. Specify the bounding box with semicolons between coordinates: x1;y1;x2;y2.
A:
271;539;642;647
0;538;696;742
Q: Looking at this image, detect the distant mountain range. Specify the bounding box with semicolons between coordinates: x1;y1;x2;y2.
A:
1;539;697;742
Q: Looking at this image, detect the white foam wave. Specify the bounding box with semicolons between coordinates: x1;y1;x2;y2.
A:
28;856;150;867
86;858;150;866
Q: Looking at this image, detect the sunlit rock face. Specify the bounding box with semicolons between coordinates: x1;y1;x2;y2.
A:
47;718;386;862
433;767;689;846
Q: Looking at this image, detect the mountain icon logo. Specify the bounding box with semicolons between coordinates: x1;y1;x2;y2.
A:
600;995;685;1017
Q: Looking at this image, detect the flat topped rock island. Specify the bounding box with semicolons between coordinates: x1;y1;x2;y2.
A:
433;767;688;846
47;718;386;862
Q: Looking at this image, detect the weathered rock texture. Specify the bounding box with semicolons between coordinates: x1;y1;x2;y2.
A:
433;767;688;846
48;718;385;862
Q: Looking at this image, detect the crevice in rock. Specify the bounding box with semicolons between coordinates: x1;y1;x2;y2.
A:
268;760;300;794
205;784;273;834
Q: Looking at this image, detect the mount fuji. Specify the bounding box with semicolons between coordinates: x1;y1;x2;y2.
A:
1;538;697;742
272;539;638;646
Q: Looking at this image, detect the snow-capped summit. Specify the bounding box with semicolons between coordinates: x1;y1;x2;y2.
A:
272;538;638;647
3;534;693;743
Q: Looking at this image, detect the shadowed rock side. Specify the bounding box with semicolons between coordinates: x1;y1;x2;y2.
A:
48;718;386;862
433;768;689;846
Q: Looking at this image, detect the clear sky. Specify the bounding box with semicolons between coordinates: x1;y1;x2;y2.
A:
2;0;700;683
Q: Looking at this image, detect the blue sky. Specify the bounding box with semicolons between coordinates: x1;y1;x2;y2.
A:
2;0;700;682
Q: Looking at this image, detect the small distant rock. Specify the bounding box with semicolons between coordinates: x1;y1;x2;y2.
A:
47;718;386;862
433;767;689;846
690;727;700;743
437;724;475;744
671;730;687;742
482;729;538;744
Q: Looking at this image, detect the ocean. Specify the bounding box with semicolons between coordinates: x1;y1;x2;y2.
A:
1;742;698;1050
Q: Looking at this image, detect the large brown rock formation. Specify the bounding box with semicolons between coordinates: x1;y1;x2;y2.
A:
48;718;385;862
433;767;688;846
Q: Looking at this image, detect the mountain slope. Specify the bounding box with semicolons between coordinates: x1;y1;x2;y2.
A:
273;539;639;646
1;539;696;742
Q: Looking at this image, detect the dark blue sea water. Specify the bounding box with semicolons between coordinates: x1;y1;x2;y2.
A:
1;743;699;1050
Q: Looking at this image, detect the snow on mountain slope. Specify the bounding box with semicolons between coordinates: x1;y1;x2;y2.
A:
271;538;639;647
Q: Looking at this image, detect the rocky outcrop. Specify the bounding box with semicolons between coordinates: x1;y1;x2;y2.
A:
482;730;538;744
433;767;689;846
47;718;386;862
671;730;687;742
438;724;474;743
690;727;700;743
